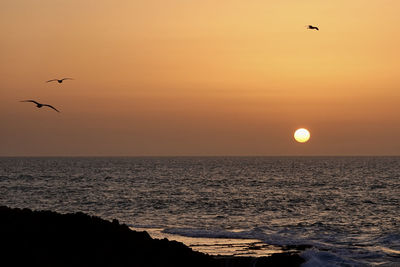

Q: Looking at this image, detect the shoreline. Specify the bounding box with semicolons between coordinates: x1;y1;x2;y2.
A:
0;206;305;266
131;227;309;258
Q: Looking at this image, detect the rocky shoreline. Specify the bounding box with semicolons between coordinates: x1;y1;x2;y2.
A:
0;206;304;266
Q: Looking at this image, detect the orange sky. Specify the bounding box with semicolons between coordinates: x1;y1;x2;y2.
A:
1;0;400;156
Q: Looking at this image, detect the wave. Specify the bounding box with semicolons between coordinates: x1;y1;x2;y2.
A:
301;249;360;267
162;228;256;239
162;227;320;247
160;227;400;266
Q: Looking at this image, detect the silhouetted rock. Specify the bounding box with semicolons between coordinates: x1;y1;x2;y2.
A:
0;206;304;267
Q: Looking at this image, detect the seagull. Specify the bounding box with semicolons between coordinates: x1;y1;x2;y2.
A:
20;100;60;113
46;78;74;83
306;25;319;31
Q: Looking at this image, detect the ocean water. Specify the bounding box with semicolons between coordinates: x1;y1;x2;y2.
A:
0;157;399;266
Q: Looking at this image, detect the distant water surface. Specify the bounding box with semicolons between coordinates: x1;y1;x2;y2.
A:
0;157;399;266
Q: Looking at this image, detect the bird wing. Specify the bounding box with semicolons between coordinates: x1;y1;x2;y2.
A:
43;104;60;112
61;78;74;81
315;27;319;30
20;100;40;105
46;79;58;83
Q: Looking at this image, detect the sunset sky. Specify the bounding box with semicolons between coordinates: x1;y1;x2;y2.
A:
1;0;400;156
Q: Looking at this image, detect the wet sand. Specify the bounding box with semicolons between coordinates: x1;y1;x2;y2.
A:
132;227;285;257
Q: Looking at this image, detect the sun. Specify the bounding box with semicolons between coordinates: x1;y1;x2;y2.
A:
294;128;310;143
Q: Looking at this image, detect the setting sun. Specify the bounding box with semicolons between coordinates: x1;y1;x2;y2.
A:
294;128;310;143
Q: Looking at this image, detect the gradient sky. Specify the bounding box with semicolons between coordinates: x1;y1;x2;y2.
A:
1;0;400;156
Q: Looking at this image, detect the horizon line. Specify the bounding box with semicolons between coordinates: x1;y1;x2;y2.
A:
1;155;400;158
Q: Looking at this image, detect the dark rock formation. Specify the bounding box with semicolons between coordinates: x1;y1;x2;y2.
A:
0;206;304;267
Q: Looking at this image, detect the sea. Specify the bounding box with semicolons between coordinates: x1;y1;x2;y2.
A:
0;157;399;266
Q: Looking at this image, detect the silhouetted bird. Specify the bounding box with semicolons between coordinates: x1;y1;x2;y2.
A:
46;78;73;83
307;25;319;31
20;100;60;113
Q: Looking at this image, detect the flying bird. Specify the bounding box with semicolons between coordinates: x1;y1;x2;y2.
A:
46;78;74;83
306;25;319;31
20;100;60;113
